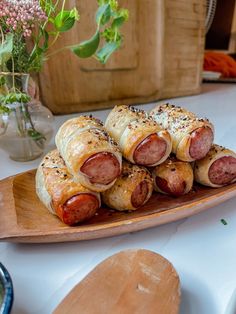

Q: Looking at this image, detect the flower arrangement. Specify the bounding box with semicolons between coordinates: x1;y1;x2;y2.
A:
0;0;128;160
0;0;128;74
0;0;128;96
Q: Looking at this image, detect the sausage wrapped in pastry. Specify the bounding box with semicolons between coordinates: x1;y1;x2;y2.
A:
102;161;153;211
105;105;172;166
55;116;122;192
36;150;101;225
150;103;214;162
152;157;193;196
194;144;236;187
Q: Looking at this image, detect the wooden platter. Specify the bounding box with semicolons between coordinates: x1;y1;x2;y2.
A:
0;169;236;243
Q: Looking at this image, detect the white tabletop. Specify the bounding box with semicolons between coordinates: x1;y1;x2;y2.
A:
0;83;236;314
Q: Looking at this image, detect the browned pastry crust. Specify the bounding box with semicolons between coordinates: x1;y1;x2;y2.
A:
150;103;214;162
55;115;122;192
102;161;153;211
36;150;101;214
105;105;172;165
194;144;236;187
152;157;193;196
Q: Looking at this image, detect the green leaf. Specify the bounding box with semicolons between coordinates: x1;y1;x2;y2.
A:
0;104;11;114
70;7;80;21
117;8;129;21
0;76;6;87
111;8;129;27
28;129;46;141
109;0;118;11
2;92;30;104
54;10;76;32
40;27;49;51
0;33;13;66
97;0;109;6
48;17;55;24
72;30;100;58
221;219;228;225
96;41;120;63
101;27;121;42
96;4;111;25
111;16;126;28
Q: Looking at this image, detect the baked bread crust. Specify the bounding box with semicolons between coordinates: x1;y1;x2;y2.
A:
150;103;214;162
194;144;236;187
55;116;122;192
152;157;193;195
105;105;172;165
102;161;153;211
36;150;101;214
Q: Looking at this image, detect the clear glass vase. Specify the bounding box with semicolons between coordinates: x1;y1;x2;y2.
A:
0;72;54;161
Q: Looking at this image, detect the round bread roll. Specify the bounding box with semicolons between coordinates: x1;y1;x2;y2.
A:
152;157;194;196
194;144;236;187
150;103;214;162
102;161;153;211
36;150;101;225
55;115;122;192
105;105;172;166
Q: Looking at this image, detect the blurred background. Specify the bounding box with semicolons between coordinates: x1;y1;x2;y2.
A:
38;0;236;115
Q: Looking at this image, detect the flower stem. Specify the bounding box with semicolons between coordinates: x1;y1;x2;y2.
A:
45;44;73;58
61;0;66;15
48;31;60;49
0;26;4;45
11;57;16;92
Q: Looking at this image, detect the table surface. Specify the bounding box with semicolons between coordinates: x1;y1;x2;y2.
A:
0;83;236;314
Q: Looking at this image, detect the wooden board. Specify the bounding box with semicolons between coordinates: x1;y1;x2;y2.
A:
39;0;205;114
160;0;205;99
53;249;180;314
1;169;236;243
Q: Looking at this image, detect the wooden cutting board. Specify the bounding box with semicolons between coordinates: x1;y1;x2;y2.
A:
39;0;205;114
53;249;181;314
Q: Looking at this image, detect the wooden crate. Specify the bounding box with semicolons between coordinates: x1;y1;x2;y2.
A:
39;0;206;114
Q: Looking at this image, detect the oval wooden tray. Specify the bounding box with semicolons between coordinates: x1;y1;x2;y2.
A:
0;170;236;243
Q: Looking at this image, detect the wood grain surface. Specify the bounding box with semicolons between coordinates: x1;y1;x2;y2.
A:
0;169;236;243
38;0;205;114
53;249;180;314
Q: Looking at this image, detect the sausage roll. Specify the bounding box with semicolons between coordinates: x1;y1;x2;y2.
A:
102;161;153;211
150;103;214;162
36;150;101;225
105;105;172;166
194;144;236;187
152;157;194;196
55;115;122;192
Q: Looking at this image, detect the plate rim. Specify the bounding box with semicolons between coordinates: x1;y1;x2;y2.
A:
1;170;236;243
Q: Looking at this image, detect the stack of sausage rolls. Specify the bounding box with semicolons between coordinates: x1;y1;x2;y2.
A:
36;104;236;226
150;103;236;192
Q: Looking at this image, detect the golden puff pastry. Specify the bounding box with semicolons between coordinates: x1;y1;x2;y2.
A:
150;103;214;162
105;105;172;166
101;161;153;211
194;144;236;187
36;150;101;225
55;115;122;192
152;157;193;196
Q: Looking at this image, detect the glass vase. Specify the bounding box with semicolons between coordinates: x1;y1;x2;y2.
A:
0;72;54;161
